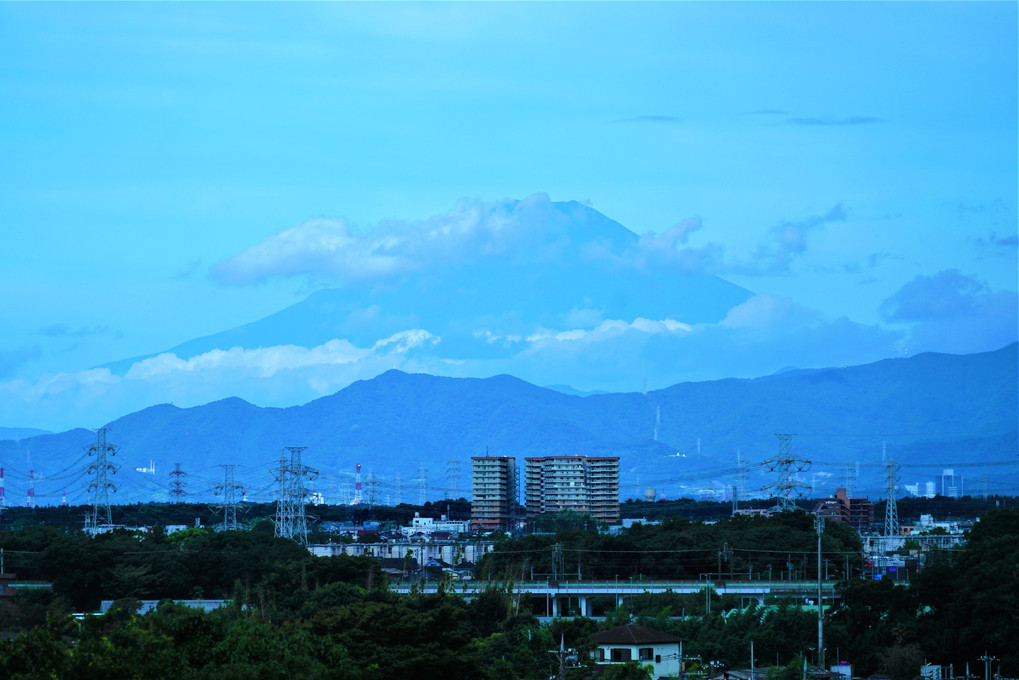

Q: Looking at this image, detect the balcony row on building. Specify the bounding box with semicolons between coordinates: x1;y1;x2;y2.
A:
471;454;620;532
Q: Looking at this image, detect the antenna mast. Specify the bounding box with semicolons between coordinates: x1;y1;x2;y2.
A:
353;463;363;505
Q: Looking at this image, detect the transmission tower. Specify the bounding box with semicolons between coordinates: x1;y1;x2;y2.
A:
735;449;749;499
393;475;404;505
416;464;428;505
273;446;318;545
883;450;901;538
445;459;460;500
842;462;858;497
761;433;810;511
365;469;379;507
86;427;119;534
26;469;35;508
169;463;187;504
0;467;5;511
215;464;244;531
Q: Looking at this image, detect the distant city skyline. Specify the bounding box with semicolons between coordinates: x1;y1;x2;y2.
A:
1;2;1016;431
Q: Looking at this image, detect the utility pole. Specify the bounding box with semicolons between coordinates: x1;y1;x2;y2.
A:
86;428;119;534
551;543;564;582
549;634;578;680
979;654;998;680
215;464;243;531
816;514;825;671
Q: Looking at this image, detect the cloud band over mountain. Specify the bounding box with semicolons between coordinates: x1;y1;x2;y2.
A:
2;197;1015;432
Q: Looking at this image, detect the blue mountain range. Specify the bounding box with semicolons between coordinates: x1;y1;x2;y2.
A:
2;343;1014;508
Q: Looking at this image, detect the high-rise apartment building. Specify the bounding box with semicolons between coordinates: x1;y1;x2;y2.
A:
470;456;518;532
524;455;620;524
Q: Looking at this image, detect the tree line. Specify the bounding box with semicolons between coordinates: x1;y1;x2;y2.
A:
0;508;1016;679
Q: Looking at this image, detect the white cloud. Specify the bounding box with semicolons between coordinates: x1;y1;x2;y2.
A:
371;329;440;353
525;317;693;346
210;193;572;286
125;339;369;380
878;270;1018;355
0;331;441;431
209;194;855;297
209;217;404;285
718;294;817;331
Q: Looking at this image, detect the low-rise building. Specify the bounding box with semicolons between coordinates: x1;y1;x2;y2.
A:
813;488;874;532
590;624;684;678
309;539;494;570
399;512;471;538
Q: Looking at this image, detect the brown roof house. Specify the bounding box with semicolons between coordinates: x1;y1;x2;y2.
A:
590;624;684;679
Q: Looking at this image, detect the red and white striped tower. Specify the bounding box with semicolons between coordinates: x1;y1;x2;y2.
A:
61;490;67;507
0;468;5;510
353;463;363;505
26;470;35;508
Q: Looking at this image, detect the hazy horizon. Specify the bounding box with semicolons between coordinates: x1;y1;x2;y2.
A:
2;3;1016;431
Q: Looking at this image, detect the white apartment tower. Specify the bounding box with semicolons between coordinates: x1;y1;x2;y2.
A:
524;455;620;524
470;456;518;532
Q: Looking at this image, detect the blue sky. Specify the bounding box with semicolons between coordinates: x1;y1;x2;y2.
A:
1;2;1016;432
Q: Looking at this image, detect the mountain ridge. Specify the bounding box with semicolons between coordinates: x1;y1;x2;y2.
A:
2;343;1015;506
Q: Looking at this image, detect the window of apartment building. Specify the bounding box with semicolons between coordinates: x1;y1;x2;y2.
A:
639;648;654;661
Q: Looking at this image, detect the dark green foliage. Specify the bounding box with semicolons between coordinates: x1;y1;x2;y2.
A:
2;507;1019;678
600;661;653;679
480;511;862;581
